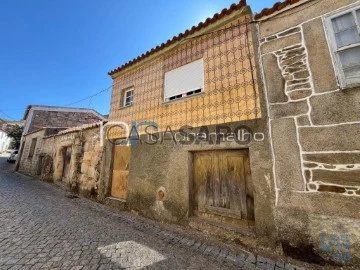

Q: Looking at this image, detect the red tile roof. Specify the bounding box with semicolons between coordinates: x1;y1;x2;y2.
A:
108;0;247;76
254;0;303;20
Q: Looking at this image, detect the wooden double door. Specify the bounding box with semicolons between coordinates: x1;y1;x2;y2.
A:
193;150;254;227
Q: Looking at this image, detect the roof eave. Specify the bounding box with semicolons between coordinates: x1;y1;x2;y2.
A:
108;0;250;78
254;0;309;20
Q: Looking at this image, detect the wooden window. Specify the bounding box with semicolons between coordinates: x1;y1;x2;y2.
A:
164;59;204;102
28;138;37;158
324;3;360;88
122;88;134;107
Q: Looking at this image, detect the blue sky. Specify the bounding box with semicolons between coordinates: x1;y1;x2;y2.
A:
0;0;275;120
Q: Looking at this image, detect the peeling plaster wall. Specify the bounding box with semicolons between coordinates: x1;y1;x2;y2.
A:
259;0;360;265
121;119;276;246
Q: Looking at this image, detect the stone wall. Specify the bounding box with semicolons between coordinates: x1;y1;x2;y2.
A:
27;110;104;134
40;126;103;197
78;128;103;196
18;129;46;176
40;136;57;181
259;0;360;265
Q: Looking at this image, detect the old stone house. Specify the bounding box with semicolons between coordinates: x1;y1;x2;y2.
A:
257;0;360;264
17;127;67;175
17;105;106;175
100;0;278;251
40;122;104;197
18;120;104;198
22;105;106;134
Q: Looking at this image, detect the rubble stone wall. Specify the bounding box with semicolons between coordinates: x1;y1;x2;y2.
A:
27;110;103;134
41;127;103;197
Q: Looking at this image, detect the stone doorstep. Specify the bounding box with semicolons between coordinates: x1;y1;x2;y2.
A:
103;196;127;211
188;216;256;237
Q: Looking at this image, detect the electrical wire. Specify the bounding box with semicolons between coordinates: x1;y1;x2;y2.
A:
62;85;112;107
0;84;114;120
0;110;16;121
0;20;255;120
0;0;323;120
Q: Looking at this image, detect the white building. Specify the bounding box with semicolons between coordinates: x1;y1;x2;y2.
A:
0;129;11;152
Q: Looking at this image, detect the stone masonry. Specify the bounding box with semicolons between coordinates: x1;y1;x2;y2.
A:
260;3;360;197
18;129;46;176
41;123;103;197
259;0;360;265
18;128;67;176
23;106;106;135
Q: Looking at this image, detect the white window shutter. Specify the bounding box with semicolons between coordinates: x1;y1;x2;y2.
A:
164;59;204;100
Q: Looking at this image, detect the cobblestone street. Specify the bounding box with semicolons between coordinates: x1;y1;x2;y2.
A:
0;155;306;270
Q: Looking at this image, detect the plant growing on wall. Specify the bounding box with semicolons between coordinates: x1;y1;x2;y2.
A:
5;124;23;149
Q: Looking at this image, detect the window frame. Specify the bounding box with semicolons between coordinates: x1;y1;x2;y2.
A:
324;3;360;89
122;88;134;108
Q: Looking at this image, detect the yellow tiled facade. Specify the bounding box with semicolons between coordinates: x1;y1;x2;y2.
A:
109;12;260;138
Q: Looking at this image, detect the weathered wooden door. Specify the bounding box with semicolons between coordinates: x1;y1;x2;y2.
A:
193;150;254;227
111;145;130;200
62;147;72;181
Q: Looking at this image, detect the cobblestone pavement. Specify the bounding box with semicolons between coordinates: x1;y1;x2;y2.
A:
0;155;306;270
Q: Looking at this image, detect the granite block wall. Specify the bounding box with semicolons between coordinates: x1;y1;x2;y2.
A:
259;0;360;265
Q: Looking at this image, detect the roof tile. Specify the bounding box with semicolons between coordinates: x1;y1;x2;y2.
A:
254;0;303;20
